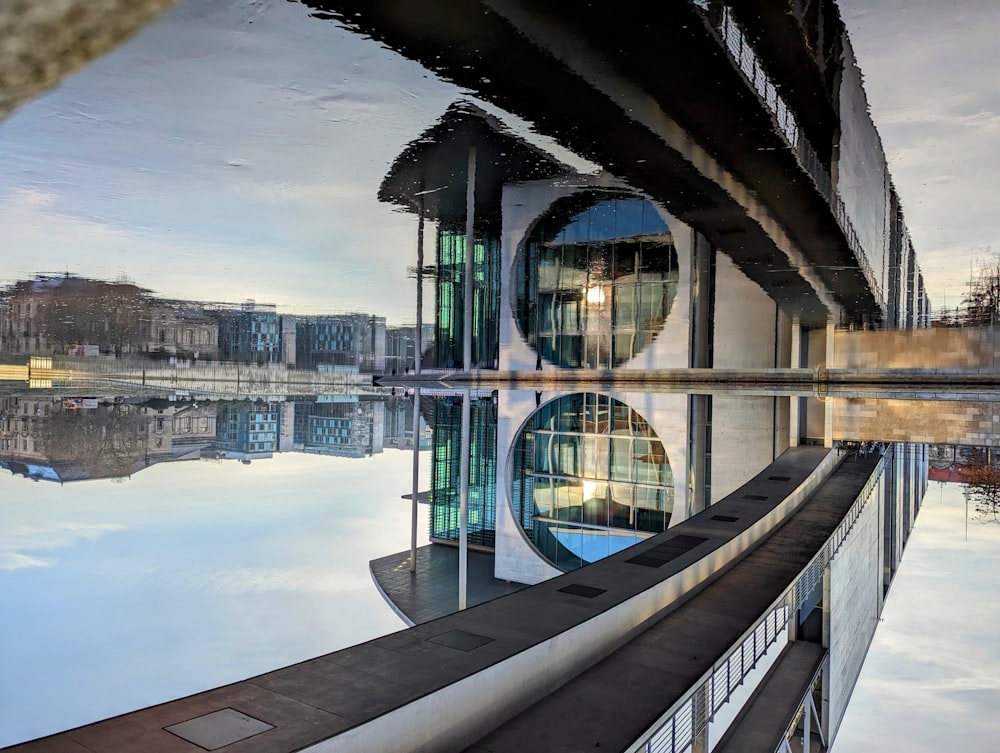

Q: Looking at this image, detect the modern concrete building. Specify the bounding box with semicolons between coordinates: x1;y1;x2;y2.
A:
213;401;280;460
291;398;384;458
293;313;386;373
213;302;282;364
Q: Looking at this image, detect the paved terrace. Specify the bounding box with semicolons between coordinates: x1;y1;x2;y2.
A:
8;446;874;753
370;545;526;626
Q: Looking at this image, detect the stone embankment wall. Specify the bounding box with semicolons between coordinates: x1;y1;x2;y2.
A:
832;327;1000;371
832;398;1000;447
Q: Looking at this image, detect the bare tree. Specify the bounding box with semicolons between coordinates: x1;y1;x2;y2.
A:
962;449;1000;524
40;402;146;480
960;251;1000;327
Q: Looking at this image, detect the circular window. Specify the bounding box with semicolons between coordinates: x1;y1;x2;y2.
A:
509;393;674;571
514;192;678;369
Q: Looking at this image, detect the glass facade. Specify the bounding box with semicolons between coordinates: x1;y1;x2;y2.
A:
215;403;279;454
292;400;375;458
510;393;673;571
217;309;281;364
434;228;501;369
514;192;678;369
429;395;497;548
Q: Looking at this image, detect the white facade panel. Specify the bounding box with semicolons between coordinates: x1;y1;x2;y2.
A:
498;175;693;373
494;389;689;585
828;478;883;742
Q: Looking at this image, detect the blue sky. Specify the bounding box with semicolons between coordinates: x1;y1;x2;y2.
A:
0;0;460;322
0;449;429;746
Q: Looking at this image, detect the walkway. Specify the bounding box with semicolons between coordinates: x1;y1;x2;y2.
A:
465;453;879;752
7;446;859;753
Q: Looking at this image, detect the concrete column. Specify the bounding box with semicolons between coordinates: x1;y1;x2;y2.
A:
789;315;803;447
687;232;714;516
824;317;835;447
689;231;715;370
687;393;710;518
463;146;477;373
458;388;471;609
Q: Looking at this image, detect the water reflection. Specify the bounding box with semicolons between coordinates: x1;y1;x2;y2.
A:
510;393;673;569
0;393;428;483
0;380;952;748
0;1;995;750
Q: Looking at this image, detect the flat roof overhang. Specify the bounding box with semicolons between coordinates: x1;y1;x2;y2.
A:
303;0;881;326
378;101;570;226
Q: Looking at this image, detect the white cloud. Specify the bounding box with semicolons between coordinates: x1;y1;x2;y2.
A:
840;0;1000;312
0;521;126;569
0;552;53;571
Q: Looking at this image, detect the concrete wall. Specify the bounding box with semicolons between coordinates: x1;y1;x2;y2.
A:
706;258;784;500
494;389;688;584
712;253;778;369
832;326;1000;371
710;396;780;503
498;175;692;373
828;477;883;743
832;398;1000;446
837;36;890;302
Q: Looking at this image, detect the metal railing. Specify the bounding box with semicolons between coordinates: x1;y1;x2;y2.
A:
705;3;886;318
776;654;829;753
630;447;892;753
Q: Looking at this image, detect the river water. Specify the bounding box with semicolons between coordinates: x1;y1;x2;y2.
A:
2;2;998;751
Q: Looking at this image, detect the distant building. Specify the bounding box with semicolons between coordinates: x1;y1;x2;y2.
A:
145;302;219;358
214;302;281;364
0;274;151;356
280;315;297;367
382;394;431;450
292;398;384;458
294;314;386;373
214;402;280;458
384;324;434;375
0;395;215;481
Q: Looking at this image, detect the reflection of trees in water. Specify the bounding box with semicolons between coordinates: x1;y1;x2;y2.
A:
962;448;1000;524
41;280;149;357
40;403;146;481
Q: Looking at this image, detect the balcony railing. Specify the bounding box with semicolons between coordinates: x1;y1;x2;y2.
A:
697;2;886;319
627;446;892;753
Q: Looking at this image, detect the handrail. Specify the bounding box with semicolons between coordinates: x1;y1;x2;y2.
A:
627;446;892;753
697;2;886;319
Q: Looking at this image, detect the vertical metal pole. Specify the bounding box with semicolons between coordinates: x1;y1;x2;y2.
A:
409;386;421;573
415;205;424;377
463;146;477;373
459;388;471;609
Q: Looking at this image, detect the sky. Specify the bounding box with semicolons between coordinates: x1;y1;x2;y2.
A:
0;449;430;746
2;2;994;319
839;0;1000;313
0;0;462;323
835;481;1000;752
